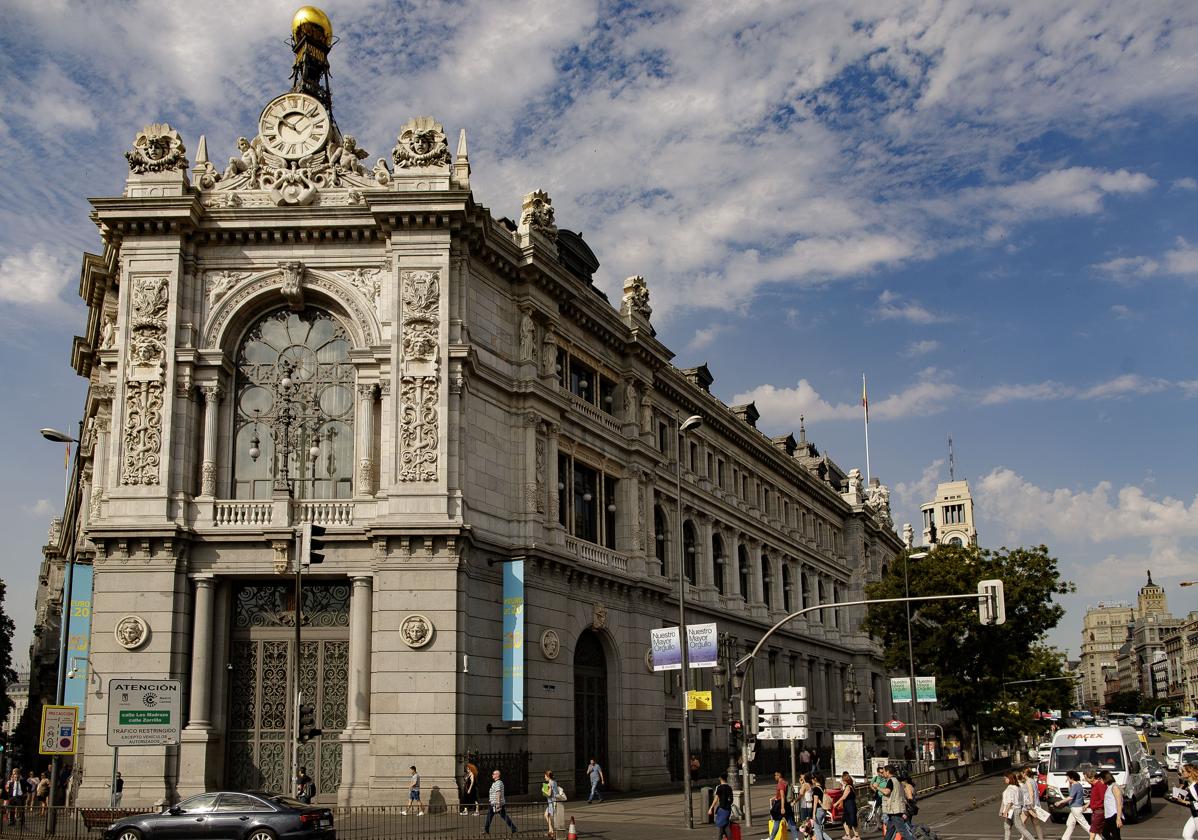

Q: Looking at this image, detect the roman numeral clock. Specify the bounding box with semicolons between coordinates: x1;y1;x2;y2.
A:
259;93;330;159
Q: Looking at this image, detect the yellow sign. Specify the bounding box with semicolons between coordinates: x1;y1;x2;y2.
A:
39;705;78;756
686;690;713;711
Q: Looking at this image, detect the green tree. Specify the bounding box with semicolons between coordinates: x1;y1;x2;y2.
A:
0;580;16;727
861;544;1075;756
1105;690;1144;714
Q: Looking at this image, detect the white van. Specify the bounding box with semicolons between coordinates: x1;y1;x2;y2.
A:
1166;739;1193;771
1047;727;1153;821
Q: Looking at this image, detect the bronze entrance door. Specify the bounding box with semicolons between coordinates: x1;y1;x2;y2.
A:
225;582;349;800
573;631;609;793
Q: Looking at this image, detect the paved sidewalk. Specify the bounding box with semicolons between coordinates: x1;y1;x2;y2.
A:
563;774;1007;840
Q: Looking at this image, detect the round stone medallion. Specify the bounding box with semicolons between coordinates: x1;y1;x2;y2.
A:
400;614;434;648
114;615;150;650
540;630;561;660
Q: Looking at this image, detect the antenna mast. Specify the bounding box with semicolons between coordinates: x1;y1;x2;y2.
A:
948;435;955;481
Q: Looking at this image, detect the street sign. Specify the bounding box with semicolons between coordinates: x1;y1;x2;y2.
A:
758;726;809;741
754;686;807;701
885;719;906;732
885;732;908;738
687;690;713;711
754;699;808;714
39;705;77;755
760;713;809;728
107;679;182;747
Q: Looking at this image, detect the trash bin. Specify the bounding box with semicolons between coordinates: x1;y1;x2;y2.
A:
702;786;715;823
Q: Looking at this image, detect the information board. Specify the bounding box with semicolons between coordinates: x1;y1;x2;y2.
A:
107;679;182;747
39;705;78;755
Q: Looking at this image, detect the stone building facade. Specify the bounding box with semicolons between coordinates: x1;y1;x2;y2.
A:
47;10;906;807
1078;603;1135;709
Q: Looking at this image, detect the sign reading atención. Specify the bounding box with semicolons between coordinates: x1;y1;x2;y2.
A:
107;679;182;747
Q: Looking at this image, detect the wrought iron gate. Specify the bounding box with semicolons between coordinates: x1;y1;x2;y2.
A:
573;631;609;793
226;582;349;800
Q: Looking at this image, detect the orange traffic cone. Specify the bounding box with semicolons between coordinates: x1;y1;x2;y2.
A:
567;816;578;840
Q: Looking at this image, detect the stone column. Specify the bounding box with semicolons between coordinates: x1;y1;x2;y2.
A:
356;384;377;496
698;515;715;599
199;384;223;497
187;575;216;728
727;531;743;600
546;423;562;538
748;539;765;608
347;575;373;728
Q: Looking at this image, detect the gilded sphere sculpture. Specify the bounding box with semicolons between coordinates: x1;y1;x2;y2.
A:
291;6;333;41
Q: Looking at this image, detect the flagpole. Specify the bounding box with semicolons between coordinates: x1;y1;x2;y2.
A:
862;373;871;486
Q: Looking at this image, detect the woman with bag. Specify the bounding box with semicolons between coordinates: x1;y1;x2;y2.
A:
812;774;832;840
1020;766;1046;840
460;763;479;816
1167;763;1198;840
1098;770;1123;840
542;770;562;839
799;774;815;824
839;773;860;840
1002;771;1037;840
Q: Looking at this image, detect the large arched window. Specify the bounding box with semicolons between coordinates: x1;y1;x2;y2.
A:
761;553;772;609
738;545;749;602
233;308;355;500
782;563;792;613
654;505;668;575
683;520;698;584
712;534;725;595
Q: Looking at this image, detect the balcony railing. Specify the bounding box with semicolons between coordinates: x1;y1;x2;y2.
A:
566;535;629;573
210;500;355;527
566;390;622;433
297;500;355;526
213;500;273;526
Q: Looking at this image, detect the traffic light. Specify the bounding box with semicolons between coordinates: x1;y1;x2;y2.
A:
745;734;757;763
297;703;322;743
978;579;1006;625
299;523;327;570
0;732;7;754
730;719;743;748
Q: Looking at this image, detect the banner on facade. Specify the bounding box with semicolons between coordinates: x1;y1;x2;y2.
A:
107;679;181;747
834;731;866;780
686;622;719;668
915;676;937;703
502;561;525;721
651;627;682;671
890;677;912;703
62;563;93;716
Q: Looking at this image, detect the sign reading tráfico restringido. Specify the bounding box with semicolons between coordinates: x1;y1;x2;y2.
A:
107;679;182;747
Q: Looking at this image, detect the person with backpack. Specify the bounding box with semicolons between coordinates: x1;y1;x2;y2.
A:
294;766;314;804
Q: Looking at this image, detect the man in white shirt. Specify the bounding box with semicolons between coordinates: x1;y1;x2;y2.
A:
485;769;519;834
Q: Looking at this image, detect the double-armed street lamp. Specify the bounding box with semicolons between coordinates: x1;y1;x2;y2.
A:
675;413;703;829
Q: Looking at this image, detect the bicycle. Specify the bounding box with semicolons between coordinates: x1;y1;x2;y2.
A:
859;797;884;833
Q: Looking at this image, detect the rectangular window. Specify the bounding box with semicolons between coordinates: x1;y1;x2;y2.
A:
690;441;698;471
569;358;596;403
769;650;778;687
559;454;619;548
659;421;669;455
718;459;725;487
573;461;598;542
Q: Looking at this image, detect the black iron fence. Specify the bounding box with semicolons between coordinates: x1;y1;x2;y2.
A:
0;803;552;840
457;751;532;798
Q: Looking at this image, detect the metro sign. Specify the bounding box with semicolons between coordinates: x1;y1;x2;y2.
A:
885;719;906;732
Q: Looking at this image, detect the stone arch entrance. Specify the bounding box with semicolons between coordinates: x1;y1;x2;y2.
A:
573;630;609;794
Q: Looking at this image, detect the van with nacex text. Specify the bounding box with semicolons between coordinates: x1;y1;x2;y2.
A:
1047;726;1152;822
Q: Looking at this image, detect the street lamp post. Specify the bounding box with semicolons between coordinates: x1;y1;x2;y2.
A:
716;633;741;796
39;424;84;831
844;668;861;729
904;551;928;768
676;413;702;829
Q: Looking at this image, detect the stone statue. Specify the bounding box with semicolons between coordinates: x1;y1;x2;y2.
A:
373;157;393;185
621;275;652;319
865;482;893;527
99;314;117;349
519;310;536;362
902;522;914;549
223;137;259;185
624;380;638;423
845;468;864;503
520;190;557;236
126;123;188;174
329;134;369;175
392;117;451;168
541;327;557;377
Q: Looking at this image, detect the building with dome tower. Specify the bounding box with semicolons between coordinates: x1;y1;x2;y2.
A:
47;7;910;806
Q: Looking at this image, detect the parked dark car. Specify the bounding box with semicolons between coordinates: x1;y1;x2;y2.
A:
103;791;334;840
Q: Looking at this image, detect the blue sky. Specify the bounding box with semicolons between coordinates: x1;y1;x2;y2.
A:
1;0;1197;671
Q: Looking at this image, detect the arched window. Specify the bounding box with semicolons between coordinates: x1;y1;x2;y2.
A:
683;520;698;584
738;545;749;602
801;570;811;609
761;554;772;609
782;564;792;612
233;308;354;499
712;534;725;595
654;505;668;576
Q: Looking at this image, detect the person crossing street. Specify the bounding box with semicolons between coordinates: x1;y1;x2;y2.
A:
485;769;519;834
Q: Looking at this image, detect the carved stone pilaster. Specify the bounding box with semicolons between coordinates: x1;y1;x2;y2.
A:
398;376;438;482
121;276;168;486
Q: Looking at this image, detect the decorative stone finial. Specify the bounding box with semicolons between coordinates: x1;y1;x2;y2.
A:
392;117;451;169
453;128;471;188
519;190;557;238
621;275;652;320
126;123;189;174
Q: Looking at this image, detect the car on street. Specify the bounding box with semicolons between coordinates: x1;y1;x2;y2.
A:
1047;726;1153;822
103;791;335;840
1179;746;1198;778
1165;739;1192;770
1037;742;1053;763
1144;756;1169;796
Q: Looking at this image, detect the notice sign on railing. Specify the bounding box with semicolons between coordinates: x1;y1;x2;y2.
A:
107;679;181;747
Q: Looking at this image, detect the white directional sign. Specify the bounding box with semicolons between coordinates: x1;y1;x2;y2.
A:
758;726;809;741
107;679;182;747
755;686;807;701
755;698;809;714
760;712;809;728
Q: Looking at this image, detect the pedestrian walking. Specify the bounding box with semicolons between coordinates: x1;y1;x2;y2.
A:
799;773;815;823
812;774;832;840
461;762;480;816
1098;771;1123;840
769;772;799;840
114;772;125;807
1083;767;1106;840
800;748;812;774
4;769;28;827
485;769;519;834
586;758;605;803
1002;771;1036;840
403;765;425;816
708;774;736;840
1167;763;1198;840
1060;771;1086;840
1021;766;1046;840
36;773;50;815
878;765;915;840
840;772;860;840
542;770;561;839
295;766;314;804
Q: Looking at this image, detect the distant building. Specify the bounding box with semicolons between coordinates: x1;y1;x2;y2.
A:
1079;602;1135;708
2;668;29;734
919;480;977;547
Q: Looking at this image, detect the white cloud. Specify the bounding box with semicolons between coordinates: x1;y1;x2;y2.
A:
19;499;54;517
977;468;1198;543
1094;236;1198;282
686;324;730;353
1173;177;1198;191
971;167;1155;223
873;290;953;324
1109;304;1140;320
734;372;960;427
979;381;1071;405
0;244;72;307
904;339;940;358
1078;374;1170;400
1087;537;1196;585
980;374;1176;405
895;459;945;515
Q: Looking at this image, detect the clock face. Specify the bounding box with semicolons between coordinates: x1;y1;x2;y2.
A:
258;93;330;159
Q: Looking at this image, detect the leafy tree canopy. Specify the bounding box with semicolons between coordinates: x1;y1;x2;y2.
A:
0;580;15;727
861;544;1075;748
1104;690;1144;715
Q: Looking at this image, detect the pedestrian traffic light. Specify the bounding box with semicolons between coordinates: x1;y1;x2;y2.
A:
978;579;1006;625
297;703;321;743
299;523;327;570
745;735;757;763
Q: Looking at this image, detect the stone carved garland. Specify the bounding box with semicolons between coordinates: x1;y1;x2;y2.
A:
126;123;189;174
121;277;169;486
398;376;439;482
401;270;440;362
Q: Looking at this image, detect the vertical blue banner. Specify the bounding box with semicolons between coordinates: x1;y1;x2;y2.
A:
62;563;94;715
502;561;525;721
